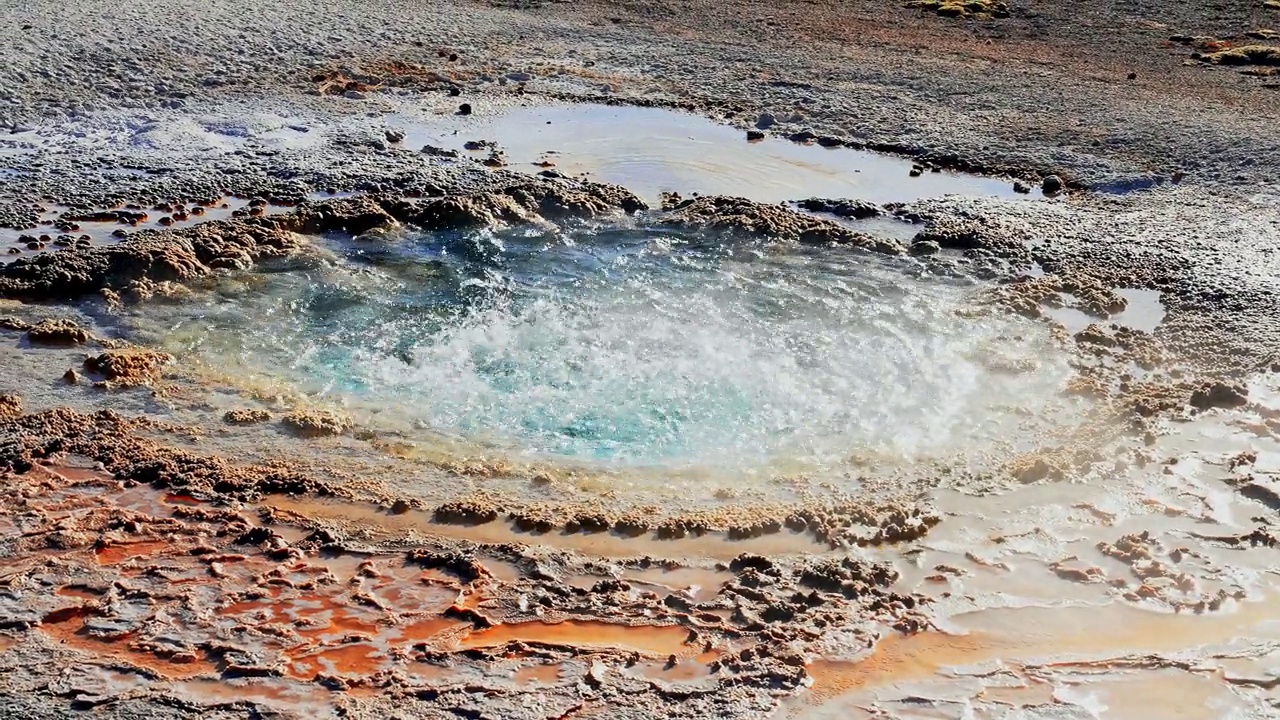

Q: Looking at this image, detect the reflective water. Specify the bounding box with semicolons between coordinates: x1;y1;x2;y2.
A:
391;104;1026;205
1045;288;1167;334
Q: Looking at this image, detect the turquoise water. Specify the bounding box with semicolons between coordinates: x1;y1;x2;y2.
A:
143;224;1075;475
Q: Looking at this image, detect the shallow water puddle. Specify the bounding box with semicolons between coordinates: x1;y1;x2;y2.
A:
515;663;564;686
8;465;734;705
94;540;174;565
40;606;219;680
56;585;105;600
175;677;341;713
611;565;731;601
390;104;1026;204
631;651;724;682
288;643;386;679
1045;288;1167;334
800;595;1280;708
1053;670;1248;720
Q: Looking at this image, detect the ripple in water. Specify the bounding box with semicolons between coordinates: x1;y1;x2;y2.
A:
140;225;1080;478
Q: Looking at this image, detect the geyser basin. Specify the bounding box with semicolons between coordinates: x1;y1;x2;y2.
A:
131;224;1081;480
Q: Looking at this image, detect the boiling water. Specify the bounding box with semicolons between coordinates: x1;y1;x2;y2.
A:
129;224;1080;479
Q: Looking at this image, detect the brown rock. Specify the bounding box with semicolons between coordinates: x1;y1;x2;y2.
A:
223;408;272;425
281;409;352;437
1190;381;1248;410
433;499;501;525
83;350;174;386
0;317;32;332
26;318;91;345
407;181;646;231
661;195;903;254
0;394;21;418
0;191;645;304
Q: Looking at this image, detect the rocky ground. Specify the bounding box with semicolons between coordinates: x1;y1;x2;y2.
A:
2;0;1280;717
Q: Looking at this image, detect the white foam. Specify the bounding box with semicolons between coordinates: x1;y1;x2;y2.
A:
138;226;1086;479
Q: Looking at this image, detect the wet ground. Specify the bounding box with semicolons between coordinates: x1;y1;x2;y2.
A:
0;197;298;256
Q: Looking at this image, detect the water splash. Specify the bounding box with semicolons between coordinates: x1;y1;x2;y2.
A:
140;225;1079;477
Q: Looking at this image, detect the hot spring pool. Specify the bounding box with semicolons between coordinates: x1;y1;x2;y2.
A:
123;222;1082;480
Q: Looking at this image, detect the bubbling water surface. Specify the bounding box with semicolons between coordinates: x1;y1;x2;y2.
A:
137;224;1080;479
